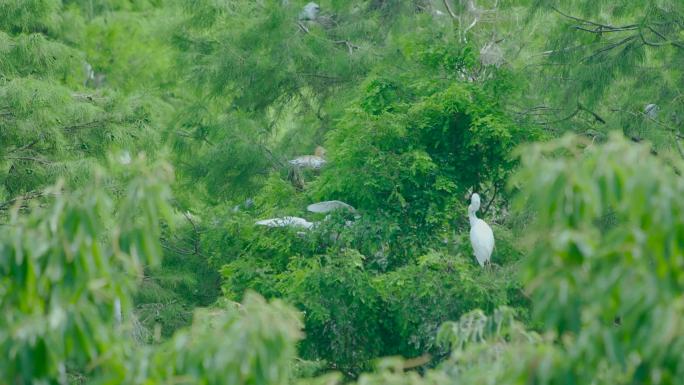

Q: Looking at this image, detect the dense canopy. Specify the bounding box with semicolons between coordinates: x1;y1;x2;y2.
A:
1;1;683;384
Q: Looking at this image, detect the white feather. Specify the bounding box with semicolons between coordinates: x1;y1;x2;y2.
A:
644;103;659;119
289;155;326;169
299;2;321;20
468;193;494;267
255;216;315;229
307;200;355;213
470;218;494;266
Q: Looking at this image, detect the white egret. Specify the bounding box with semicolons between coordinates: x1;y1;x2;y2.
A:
255;216;315;230
289;146;327;169
83;61;95;87
468;193;494;267
299;2;320;21
645;103;659;119
232;197;254;213
307;200;356;213
119;150;131;165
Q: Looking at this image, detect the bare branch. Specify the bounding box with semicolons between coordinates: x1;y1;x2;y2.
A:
582;35;638;62
442;0;457;19
552;7;638;31
6;156;51;165
6;139;40;155
182;211;201;255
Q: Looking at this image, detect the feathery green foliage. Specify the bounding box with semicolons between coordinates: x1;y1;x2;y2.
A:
4;0;684;384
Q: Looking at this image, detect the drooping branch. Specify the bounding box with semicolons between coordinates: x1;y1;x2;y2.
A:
333;40;360;54
552;7;638;31
442;0;457;19
582;35;638;62
182;211;201;256
5;156;52;165
6;138;40;155
0;189;59;212
61;119;113;132
482;184;499;217
577;103;606;124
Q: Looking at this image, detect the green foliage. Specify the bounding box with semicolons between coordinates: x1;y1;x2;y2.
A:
279;249;387;375
314;36;532;258
376;252;522;358
148;293;303;385
510;132;684;383
509;0;684;150
0;0;60;33
9;1;684;385
0;159;172;384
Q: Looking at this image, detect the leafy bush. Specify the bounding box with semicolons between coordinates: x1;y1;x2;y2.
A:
0;160;172;383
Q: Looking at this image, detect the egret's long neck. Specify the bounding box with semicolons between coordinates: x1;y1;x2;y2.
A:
468;206;478;227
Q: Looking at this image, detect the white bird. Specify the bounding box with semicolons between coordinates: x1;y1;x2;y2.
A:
118;150;131;165
289;155;326;169
83;61;95;86
644;103;659;119
232;197;254;213
299;2;320;21
289;146;327;169
255;216;315;230
307;200;356;213
468;193;494;267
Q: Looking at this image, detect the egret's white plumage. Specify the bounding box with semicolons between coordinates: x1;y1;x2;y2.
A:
289;155;326;169
645;103;659;119
255;216;315;229
289;146;327;169
468;193;494;267
307;200;356;213
299;2;321;20
119;150;131;165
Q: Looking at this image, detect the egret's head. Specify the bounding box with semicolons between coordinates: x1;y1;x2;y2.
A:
300;2;320;20
469;193;481;212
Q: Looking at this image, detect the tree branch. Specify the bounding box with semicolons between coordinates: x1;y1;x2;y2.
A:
442;0;457;19
552;7;638;31
577;103;606;124
6;139;40;155
182;211;201;255
6;156;51;165
582;35;638;62
0;190;58;211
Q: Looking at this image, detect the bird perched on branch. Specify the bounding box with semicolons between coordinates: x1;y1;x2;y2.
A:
255;216;315;230
307;200;356;214
299;2;320;20
297;2;336;30
644;103;659;119
468;193;494;267
289;146;327;169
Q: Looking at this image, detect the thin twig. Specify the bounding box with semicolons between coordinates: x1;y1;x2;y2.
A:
675;136;684;160
443;0;457;19
182;211;201;255
0;190;54;211
552;7;638;30
61;119;112;132
582;35;638;62
6;156;51;165
577;103;606;124
483;184;499;216
6;138;40;154
297;21;309;34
